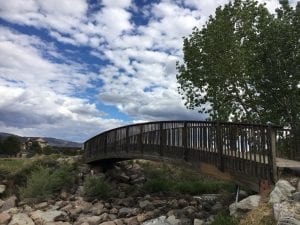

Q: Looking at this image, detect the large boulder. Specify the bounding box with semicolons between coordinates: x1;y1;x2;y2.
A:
0;196;17;213
0;212;11;224
269;180;296;204
30;210;68;224
229;195;261;218
8;213;34;225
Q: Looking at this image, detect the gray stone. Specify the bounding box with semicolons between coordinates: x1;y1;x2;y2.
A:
0;196;17;212
35;202;49;210
277;217;300;225
297;180;300;192
77;216;102;225
139;200;152;209
89;202;106;215
229;195;261;218
119;208;132;217
211;202;223;214
193;219;204;225
166;215;180;225
270;180;296;204
142;216;171;225
124;216;138;225
99;222;115;225
0;212;11;224
273;202;298;221
178;199;188;207
30;210;68;224
0;185;6;194
8;213;34;225
113;219;123;225
45;222;72;225
293;192;300;202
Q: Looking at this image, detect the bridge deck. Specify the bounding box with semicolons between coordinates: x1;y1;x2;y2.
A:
276;158;300;168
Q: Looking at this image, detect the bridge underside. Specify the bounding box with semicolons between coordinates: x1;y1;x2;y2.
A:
86;150;267;192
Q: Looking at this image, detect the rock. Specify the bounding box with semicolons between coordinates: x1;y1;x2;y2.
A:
45;223;71;225
139;200;152;210
113;219;123;225
168;200;178;208
211;202;223;214
0;196;17;212
35;202;49;210
119;208;132;217
110;208;119;214
124;216;138;225
142;216;171;225
99;222;116;225
89;202;106;215
193;219;204;225
8;213;34;225
293;192;300;202
0;185;6;194
167;215;180;225
270;180;296;204
297;180;300;192
183;206;196;215
229;195;261;218
277;217;300;225
273;202;298;221
0;212;11;224
30;210;68;224
178;199;188;207
98;213;109;221
76;216;102;225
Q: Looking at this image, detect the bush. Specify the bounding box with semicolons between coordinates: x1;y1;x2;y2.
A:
19;163;76;202
49;165;76;191
83;176;110;199
141;161;235;195
19;167;53;201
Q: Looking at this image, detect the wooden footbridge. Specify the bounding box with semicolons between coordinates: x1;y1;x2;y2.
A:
84;121;300;192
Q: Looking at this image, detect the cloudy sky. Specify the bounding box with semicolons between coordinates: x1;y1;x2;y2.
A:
0;0;291;142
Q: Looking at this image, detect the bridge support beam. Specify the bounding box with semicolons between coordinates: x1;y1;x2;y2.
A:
216;122;224;172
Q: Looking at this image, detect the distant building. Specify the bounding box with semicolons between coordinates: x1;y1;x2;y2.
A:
35;138;48;149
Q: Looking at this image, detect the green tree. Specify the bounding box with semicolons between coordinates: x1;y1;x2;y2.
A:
2;136;21;156
177;0;300;128
30;141;43;155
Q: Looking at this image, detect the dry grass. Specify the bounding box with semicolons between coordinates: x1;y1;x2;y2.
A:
238;196;276;225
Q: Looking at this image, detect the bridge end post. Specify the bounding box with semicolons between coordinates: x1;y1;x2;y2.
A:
269;126;278;183
183;122;188;161
216;122;224;172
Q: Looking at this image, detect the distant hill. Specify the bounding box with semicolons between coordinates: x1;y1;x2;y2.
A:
0;132;82;148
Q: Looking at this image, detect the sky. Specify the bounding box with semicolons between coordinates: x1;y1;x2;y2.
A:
0;0;293;142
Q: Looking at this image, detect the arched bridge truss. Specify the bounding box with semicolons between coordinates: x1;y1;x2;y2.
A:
84;121;298;191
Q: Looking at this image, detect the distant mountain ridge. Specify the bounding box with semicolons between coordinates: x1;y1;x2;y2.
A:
0;132;82;148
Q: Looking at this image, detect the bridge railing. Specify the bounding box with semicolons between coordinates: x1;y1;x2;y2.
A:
84;121;296;182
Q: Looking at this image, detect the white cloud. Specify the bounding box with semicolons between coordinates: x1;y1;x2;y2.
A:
0;0;290;142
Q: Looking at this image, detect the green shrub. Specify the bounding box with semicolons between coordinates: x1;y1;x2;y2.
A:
19;167;53;201
140;161;235;195
18;162;77;202
83;176;110;199
49;165;76;191
211;212;239;225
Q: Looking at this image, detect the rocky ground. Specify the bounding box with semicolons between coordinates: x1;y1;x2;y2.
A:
0;159;235;225
1;157;299;225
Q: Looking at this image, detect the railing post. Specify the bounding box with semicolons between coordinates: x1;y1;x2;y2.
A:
183;122;188;161
139;125;143;154
216;122;224;171
269;126;278;182
160;122;164;156
104;133;107;154
126;127;129;154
